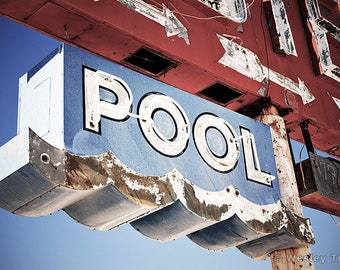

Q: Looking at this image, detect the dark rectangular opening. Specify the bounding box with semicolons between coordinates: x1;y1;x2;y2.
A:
199;83;243;105
123;48;177;76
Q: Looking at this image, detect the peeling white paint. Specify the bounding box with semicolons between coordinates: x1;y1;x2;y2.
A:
299;221;315;242
117;0;189;45
93;183;104;189
217;33;265;81
120;155;307;234
124;177;164;204
92;177;114;189
106;160;114;169
191;182;285;226
217;34;315;104
305;0;340;83
106;178;115;185
166;169;187;203
269;0;297;56
106;149;313;238
306;0;340;42
79;150;292;232
198;0;247;23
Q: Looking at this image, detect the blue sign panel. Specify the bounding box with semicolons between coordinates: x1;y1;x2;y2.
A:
0;44;314;259
62;44;279;204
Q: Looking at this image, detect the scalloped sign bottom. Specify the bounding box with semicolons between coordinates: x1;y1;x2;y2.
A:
0;44;314;258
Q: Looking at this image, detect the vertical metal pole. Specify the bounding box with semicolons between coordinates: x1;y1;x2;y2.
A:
300;122;315;154
257;105;314;270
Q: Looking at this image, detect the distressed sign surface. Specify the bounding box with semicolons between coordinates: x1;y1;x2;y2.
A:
0;0;338;158
0;44;314;258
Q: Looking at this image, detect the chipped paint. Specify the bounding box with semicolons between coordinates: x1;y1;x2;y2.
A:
124;177;164;204
304;0;340;82
0;41;318;258
197;0;247;23
331;95;340;110
0;0;338;161
266;0;297;56
64;145;313;249
316;17;340;42
0;130;314;256
258;86;266;96
217;34;315;104
256;106;315;267
117;0;189;45
304;0;340;42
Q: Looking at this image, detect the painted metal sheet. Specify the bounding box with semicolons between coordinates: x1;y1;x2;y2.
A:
295;152;340;216
0;0;339;159
0;44;314;258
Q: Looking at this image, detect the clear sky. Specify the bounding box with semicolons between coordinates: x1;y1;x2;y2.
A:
0;16;339;270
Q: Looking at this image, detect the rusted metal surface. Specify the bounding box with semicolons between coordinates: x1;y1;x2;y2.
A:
0;129;314;258
257;105;314;269
295;152;340;216
295;121;340;216
0;0;339;159
0;41;317;260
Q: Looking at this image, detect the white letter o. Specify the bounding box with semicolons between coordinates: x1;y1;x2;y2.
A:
138;93;189;157
193;113;240;172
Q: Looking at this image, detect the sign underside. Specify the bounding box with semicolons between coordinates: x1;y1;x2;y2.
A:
0;129;314;259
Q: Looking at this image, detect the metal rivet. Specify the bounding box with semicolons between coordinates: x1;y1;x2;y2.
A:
40;153;50;164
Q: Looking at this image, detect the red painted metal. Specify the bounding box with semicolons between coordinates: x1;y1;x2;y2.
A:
0;0;339;159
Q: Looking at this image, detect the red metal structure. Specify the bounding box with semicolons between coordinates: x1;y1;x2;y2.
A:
0;2;339;268
1;0;340;220
1;0;339;158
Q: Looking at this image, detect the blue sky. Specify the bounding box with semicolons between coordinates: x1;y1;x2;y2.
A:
0;16;339;270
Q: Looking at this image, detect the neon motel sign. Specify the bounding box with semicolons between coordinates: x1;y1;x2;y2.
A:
0;44;314;258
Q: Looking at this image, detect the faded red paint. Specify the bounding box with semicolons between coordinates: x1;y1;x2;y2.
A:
301;193;340;216
0;0;339;159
